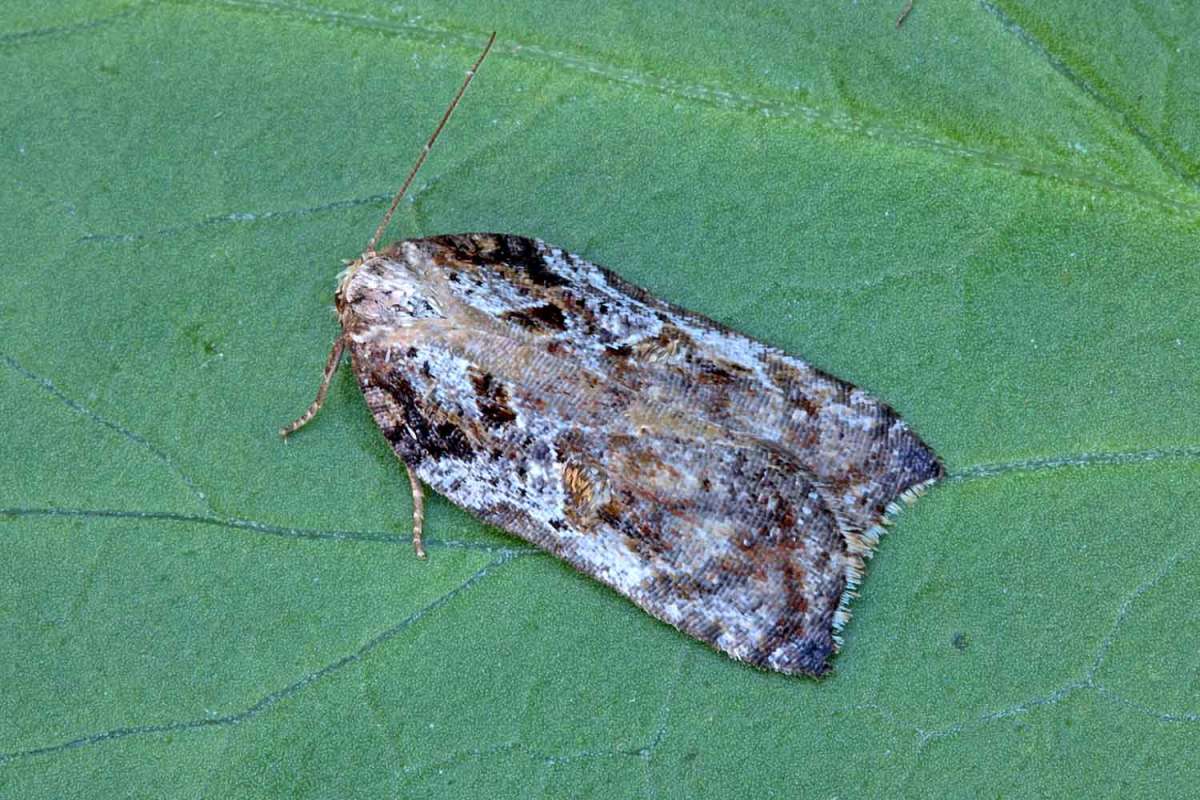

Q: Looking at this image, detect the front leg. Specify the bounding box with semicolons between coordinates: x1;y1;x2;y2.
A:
403;460;427;559
280;336;346;438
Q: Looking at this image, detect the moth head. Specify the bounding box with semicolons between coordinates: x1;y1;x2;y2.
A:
332;256;363;316
334;249;444;327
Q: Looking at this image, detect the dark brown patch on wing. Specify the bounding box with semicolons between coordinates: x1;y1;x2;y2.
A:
692;356;755;386
467;367;518;427
495;234;569;287
350;346;475;464
419;233;494;266
424;233;571;289
501;303;567;333
620;512;676;560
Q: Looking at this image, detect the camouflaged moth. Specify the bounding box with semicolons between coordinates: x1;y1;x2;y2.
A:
282;34;942;677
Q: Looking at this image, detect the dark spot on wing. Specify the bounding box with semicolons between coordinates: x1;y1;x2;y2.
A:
496;235;569;287
374;372;476;462
501;303;567;333
692;358;752;386
596;500;623;526
424;233;570;289
469;367;518;426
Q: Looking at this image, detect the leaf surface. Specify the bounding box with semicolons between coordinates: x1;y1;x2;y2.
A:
2;1;1198;796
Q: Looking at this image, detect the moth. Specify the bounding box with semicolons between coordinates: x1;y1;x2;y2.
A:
282;34;942;677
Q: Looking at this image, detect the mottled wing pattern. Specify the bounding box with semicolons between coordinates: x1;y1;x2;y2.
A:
337;233;942;676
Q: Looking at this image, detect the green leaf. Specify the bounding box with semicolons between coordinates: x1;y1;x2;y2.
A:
3;1;1198;796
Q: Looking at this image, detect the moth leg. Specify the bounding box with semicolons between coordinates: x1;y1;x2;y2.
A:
404;461;428;559
280;335;346;438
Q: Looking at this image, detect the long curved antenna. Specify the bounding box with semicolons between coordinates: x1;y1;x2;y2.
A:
365;31;497;256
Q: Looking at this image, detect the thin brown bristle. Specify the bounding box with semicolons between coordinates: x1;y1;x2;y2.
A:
365;31;497;256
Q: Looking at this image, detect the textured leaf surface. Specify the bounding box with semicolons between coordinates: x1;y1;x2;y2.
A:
3;1;1198;796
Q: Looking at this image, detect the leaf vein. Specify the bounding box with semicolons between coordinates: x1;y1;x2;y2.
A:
0;3;147;47
0;506;537;554
185;0;1200;220
2;354;213;513
0;552;522;765
979;0;1200;192
951;445;1200;482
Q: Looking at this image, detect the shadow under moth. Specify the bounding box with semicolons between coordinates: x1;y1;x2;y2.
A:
282;34;942;677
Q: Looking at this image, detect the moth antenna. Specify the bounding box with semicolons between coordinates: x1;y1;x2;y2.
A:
365;31;497;256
